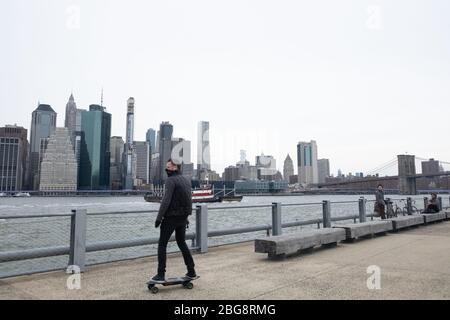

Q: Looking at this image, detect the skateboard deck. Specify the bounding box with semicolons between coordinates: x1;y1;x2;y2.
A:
147;276;199;294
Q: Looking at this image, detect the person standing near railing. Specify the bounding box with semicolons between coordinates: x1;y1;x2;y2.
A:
151;159;197;283
374;184;387;220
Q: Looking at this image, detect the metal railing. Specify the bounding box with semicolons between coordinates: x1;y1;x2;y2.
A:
1;196;449;279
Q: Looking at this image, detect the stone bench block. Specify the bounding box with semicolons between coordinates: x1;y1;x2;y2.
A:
334;221;393;241
255;228;346;259
422;212;446;224
389;215;425;231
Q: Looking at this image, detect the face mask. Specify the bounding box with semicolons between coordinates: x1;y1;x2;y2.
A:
166;169;177;177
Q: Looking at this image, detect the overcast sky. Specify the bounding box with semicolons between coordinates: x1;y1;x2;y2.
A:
1;0;450;175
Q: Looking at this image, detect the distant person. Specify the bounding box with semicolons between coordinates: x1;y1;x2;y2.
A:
374;184;386;220
151;159;197;283
423;193;440;214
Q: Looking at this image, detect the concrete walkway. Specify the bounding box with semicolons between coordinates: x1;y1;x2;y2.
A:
1;220;450;300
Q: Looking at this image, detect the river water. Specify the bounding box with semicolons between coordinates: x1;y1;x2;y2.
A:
0;194;442;278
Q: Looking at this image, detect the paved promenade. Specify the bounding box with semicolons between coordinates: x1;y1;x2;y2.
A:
1;220;450;300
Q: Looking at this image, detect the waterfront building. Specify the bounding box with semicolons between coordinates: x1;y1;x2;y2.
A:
171;138;194;180
197;121;211;177
146;128;156;154
256;154;277;180
318;159;330;184
39;128;77;192
28;104;57;190
297;141;318;185
78;105;111;190
223;166;240;182
422;159;440;175
134;141;151;185
283;154;294;182
0;125;28;191
110;136;124;189
156;122;173;183
123;98;136;190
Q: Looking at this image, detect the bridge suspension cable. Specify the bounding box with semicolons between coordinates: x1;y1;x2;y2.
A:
365;158;398;176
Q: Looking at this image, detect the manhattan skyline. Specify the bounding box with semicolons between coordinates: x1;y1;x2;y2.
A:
1;0;450;175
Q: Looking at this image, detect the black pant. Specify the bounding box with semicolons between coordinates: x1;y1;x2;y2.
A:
424;204;440;213
157;216;195;275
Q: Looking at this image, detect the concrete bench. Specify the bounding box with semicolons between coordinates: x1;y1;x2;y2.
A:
255;228;346;259
445;211;450;220
389;215;424;232
334;221;393;241
422;212;447;224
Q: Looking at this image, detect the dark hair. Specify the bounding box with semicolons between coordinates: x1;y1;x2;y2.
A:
167;159;182;171
431;192;437;197
377;184;383;188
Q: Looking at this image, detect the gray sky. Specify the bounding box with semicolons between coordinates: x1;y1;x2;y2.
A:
1;0;450;175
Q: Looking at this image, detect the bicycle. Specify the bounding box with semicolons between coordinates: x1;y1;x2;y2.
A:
386;200;401;218
387;199;419;218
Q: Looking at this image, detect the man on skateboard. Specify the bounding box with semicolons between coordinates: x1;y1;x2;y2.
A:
151;159;197;283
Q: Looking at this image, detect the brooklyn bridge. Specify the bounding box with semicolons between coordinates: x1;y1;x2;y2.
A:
318;155;450;194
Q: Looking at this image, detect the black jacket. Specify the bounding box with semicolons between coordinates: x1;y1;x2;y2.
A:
157;173;192;221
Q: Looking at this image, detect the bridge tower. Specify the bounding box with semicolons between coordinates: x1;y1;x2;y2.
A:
397;155;417;195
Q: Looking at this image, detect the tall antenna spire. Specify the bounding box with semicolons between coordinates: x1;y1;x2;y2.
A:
101;88;104;107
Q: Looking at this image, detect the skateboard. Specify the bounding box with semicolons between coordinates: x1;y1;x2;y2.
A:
147;276;200;294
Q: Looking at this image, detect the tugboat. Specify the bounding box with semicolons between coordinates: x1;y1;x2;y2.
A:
145;185;222;204
13;192;31;198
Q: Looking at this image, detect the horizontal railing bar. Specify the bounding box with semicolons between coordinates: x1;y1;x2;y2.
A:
0;213;73;220
87;210;160;216
282;219;321;228
281;202;323;207
0;246;70;263
329;201;361;204
208;225;271;237
207;204;273;211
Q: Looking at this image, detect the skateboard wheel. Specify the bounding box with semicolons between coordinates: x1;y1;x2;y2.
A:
184;282;194;290
150;286;159;294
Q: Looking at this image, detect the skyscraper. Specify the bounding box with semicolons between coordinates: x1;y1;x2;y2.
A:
283;154;294;182
134;141;151;185
39;128;77;192
65;94;77;145
297;141;318;185
146;129;156;153
197;121;211;174
421;159;440;175
318;159;330;184
78;105;111;190
110;136;124;189
29;104;57;190
157;121;173;183
0;125;28;191
256;154;277;180
172;138;194;179
123;98;136;190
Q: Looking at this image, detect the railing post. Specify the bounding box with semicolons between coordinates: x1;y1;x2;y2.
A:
359;197;367;223
322;200;331;228
196;204;208;253
438;197;443;211
423;197;428;211
406;197;413;215
272;202;282;236
68;209;87;273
